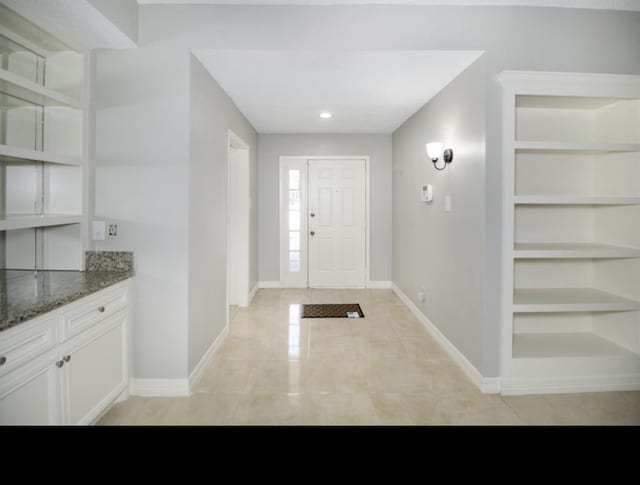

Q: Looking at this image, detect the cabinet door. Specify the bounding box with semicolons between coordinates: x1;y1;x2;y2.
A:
63;315;128;425
0;356;60;425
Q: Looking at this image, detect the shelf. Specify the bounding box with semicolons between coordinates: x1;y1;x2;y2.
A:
514;141;640;153
516;95;629;110
513;332;637;359
514;195;640;205
0;144;80;165
0;214;82;231
0;67;81;109
514;242;640;259
513;288;640;313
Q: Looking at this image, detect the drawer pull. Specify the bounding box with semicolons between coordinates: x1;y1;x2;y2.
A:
56;360;64;368
98;306;106;313
63;355;71;363
0;356;6;366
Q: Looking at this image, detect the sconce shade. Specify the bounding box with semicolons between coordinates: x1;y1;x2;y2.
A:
426;142;443;160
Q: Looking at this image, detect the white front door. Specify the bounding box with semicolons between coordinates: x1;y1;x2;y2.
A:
308;159;366;287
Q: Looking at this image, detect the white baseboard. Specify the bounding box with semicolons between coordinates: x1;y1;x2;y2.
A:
188;326;229;392
391;282;500;394
130;379;190;397
248;282;259;304
366;280;392;289
481;377;502;394
501;375;640;395
258;281;281;288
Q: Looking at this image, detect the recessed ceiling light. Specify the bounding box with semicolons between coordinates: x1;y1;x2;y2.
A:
320;112;332;119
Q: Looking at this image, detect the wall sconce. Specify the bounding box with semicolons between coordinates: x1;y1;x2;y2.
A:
426;142;453;171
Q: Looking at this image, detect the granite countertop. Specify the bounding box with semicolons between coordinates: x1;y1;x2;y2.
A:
0;252;134;332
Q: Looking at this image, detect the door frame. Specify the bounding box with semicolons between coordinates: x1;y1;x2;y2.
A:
278;155;370;288
227;130;251;311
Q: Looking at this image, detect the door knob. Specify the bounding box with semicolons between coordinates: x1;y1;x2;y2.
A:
310;231;315;236
310;213;315;217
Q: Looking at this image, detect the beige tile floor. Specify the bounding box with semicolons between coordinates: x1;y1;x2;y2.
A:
99;289;640;426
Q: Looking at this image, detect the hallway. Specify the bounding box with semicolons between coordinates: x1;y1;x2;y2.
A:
99;289;640;425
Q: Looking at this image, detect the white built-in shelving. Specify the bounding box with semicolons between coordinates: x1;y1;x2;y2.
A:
0;144;80;165
499;71;640;394
0;67;81;108
0;214;82;231
513;288;640;313
514;242;640;259
514;141;640;153
0;4;86;271
514;195;640;205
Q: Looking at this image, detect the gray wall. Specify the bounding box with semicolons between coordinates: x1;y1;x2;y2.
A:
96;5;639;380
393;57;486;372
138;5;640;377
94;46;191;379
188;54;258;374
93;43;259;380
258;134;392;282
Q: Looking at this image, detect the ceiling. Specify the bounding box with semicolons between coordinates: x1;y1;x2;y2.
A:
193;50;482;134
137;0;640;11
0;0;137;49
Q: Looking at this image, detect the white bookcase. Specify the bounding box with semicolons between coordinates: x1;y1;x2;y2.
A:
498;71;640;394
0;4;86;271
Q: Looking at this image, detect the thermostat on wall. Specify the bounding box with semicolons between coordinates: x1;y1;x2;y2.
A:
421;184;433;202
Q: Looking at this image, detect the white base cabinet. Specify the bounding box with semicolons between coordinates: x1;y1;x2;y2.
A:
62;313;128;425
0;279;132;425
0;353;58;425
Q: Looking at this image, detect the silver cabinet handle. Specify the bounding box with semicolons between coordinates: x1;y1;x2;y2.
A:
98;306;106;313
310;231;315;236
63;355;71;363
0;356;6;366
56;360;64;368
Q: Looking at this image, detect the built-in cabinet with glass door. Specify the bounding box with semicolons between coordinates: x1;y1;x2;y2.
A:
0;4;85;271
499;71;640;393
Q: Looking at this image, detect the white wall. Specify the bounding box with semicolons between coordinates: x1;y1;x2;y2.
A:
258;134;392;282
87;0;139;44
188;54;258;374
94;46;190;379
393;57;486;372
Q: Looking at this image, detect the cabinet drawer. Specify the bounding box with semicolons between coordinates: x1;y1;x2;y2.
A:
61;285;128;341
0;317;57;377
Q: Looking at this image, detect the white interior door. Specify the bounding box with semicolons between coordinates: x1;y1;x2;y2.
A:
308;159;366;287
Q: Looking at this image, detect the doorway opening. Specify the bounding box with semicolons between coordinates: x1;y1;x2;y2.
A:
227;130;250;318
279;156;369;288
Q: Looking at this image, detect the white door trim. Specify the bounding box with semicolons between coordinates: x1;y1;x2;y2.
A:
278;155;370;288
227;130;251;320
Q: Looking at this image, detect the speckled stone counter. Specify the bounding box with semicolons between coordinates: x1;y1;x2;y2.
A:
0;252;134;332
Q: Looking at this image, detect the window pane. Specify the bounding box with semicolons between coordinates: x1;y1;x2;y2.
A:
289;190;300;210
289;211;300;231
289;231;300;251
289;170;300;190
289;251;300;272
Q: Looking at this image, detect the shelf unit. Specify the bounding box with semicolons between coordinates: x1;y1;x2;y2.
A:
499;71;640;394
0;4;86;271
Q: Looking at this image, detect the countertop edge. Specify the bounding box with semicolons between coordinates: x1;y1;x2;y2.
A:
0;271;134;333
